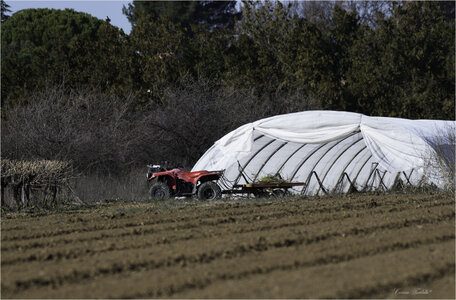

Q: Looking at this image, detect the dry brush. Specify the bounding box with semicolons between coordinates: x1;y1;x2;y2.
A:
1;159;74;208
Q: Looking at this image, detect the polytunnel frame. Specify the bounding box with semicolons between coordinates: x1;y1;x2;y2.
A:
289;132;361;182
360;162;381;192
330;150;373;194
292;132;362;195
233;134;271;185
251;141;289;182
194;110;455;195
232;130;366;189
318;139;367;194
221;127;428;195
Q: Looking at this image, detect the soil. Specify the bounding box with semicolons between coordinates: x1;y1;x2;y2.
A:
1;193;454;298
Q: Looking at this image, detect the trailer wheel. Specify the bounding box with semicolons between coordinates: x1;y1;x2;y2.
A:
272;188;288;198
149;182;170;200
198;181;221;200
253;190;269;198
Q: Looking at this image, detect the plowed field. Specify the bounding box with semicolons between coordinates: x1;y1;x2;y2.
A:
1;193;454;298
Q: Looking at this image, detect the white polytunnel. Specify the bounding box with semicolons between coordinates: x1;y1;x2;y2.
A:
192;111;455;196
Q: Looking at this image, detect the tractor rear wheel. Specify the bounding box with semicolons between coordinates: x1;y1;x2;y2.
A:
149;182;170;200
198;181;221;200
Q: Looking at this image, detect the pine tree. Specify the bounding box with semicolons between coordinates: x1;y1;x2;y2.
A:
1;0;11;23
123;1;238;29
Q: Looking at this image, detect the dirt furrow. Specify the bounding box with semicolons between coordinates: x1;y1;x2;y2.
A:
1;208;264;241
2;194;449;239
2;193;454;299
338;264;454;299
0;200;298;232
2;208;453;294
373;269;455;299
2;201;453;266
6;224;454;298
2;197;451;252
168;240;455;299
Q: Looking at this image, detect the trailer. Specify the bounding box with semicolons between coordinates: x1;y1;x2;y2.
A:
223;181;306;197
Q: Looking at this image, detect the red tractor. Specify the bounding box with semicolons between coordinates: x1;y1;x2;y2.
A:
146;165;222;200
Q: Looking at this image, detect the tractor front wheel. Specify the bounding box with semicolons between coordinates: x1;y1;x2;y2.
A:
197;181;221;201
149;182;170;200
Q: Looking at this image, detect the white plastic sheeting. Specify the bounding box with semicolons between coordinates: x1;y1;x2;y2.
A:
192;111;455;195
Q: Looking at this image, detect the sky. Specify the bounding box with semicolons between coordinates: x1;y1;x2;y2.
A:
7;0;133;34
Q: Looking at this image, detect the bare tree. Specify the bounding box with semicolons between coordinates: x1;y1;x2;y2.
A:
2;88;138;174
136;77;266;167
2;82;320;174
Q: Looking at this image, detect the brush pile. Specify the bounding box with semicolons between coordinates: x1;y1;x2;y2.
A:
1;159;74;208
1;159;72;185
